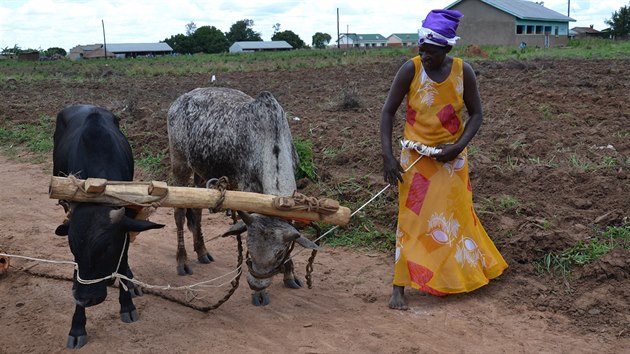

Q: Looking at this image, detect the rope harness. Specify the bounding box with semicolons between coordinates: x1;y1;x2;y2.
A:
6;140;432;311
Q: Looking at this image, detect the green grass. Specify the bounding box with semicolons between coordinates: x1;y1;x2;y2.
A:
0;115;54;161
136;147;165;180
537;225;630;282
2;39;630;83
321;217;396;252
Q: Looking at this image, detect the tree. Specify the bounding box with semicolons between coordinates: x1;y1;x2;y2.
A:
45;47;67;57
185;21;197;36
192;26;229;53
271;30;305;49
1;44;21;54
163;33;194;54
605;5;630;38
272;23;281;36
225;19;262;44
312;32;332;49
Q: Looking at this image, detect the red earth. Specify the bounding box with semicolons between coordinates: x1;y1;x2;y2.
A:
0;56;629;353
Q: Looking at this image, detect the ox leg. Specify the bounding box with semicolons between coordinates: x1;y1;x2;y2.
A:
171;149;194;275
282;259;303;289
187;208;214;264
119;284;139;323
174;207;193;275
67;305;88;349
118;259;139;323
120;267;143;298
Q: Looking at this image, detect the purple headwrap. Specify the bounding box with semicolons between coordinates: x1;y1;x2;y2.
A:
418;9;464;46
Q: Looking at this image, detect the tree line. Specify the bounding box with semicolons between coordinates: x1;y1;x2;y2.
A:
163;19;332;54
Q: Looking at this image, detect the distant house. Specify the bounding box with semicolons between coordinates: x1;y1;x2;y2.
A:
571;26;606;39
338;34;387;48
387;33;420;47
17;51;40;61
445;0;575;47
229;41;292;53
68;42;173;60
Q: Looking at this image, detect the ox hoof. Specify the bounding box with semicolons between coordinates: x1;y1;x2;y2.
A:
284;278;303;289
198;254;214;264
120;309;139;323
251;291;270;306
177;264;193;276
67;334;88;349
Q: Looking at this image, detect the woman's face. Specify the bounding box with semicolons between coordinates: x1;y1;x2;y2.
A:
419;43;448;70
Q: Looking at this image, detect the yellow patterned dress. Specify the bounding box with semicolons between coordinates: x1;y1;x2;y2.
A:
393;56;507;295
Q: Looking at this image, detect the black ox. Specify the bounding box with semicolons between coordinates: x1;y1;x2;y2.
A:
167;87;318;306
52;104;164;349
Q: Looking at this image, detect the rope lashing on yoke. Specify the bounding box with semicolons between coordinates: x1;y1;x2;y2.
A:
272;191;340;216
205;176;229;212
66;174;170;208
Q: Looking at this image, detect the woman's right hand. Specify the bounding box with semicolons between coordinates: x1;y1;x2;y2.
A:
382;154;404;185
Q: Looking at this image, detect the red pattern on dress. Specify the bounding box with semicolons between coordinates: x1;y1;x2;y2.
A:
405;172;430;215
406;105;417;126
437;104;460;134
407;261;447;296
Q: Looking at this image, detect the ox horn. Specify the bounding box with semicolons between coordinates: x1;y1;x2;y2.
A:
109;207;126;224
236;210;253;226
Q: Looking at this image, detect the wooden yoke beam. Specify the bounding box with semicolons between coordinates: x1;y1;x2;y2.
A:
49;176;352;226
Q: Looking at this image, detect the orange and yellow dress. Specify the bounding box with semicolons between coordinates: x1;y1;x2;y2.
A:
393;56;507;295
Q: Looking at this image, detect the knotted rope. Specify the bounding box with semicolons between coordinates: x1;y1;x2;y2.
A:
272;191;339;215
66;174;169;209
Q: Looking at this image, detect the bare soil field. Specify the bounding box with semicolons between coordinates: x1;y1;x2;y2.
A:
0;57;629;353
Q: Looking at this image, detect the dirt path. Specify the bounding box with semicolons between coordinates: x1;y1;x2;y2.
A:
1;155;625;353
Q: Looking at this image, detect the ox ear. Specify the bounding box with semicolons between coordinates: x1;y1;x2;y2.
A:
120;217;165;233
109;207;126;224
222;220;247;237
55;222;69;236
236;211;253;226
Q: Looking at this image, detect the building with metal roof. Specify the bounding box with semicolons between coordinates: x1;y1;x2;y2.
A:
387;33;420;47
68;42;173;60
445;0;575;47
105;43;173;57
229;41;292;53
338;34;387;48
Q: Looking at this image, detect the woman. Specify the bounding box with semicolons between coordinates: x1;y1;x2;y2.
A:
380;9;508;310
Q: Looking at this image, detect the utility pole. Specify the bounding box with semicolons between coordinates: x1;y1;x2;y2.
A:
102;19;108;59
337;8;340;49
567;0;570;17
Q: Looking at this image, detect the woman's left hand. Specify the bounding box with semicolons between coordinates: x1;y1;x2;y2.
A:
433;143;463;162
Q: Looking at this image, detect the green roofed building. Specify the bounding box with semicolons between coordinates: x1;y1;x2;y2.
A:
446;0;575;47
387;33;420;47
338;33;387;48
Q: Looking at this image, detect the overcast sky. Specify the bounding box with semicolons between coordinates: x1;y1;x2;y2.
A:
0;0;626;51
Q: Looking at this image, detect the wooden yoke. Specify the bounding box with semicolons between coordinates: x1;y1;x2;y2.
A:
49;176;352;226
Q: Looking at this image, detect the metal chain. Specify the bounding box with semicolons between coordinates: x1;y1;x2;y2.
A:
305;223;321;289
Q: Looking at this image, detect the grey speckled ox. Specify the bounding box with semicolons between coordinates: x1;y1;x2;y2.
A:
167;87;318;306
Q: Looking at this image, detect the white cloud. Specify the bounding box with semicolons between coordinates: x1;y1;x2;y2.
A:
0;0;625;51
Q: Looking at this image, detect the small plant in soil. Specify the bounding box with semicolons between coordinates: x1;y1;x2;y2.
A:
293;138;318;181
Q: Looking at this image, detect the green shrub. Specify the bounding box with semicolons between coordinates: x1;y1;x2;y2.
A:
293;138;317;181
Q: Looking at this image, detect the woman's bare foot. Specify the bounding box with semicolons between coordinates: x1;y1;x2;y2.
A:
388;285;408;310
